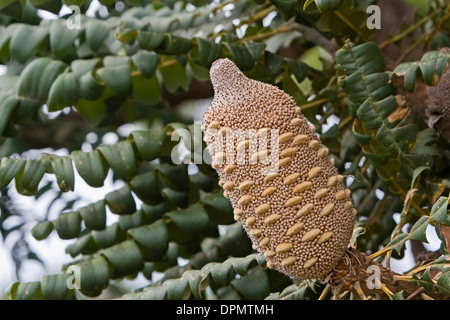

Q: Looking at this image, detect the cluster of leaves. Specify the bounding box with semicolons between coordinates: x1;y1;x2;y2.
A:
0;0;449;300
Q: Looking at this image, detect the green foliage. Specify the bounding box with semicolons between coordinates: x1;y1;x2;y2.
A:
0;0;449;300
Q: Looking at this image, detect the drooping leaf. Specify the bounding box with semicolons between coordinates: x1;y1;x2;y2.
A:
70;149;109;188
131;50;159;78
9;24;48;63
78;200;106;231
75;255;110;297
31;221;54;240
0;157;25;187
41;274;71;300
16;57;67;102
98;140;136;181
49;20;82;59
50;156;75;192
53;211;82;239
15;158;49;195
394;50;450;92
105;184;136;215
128;219;169;260
101;240;144;278
47;72;79;112
96;64;132;96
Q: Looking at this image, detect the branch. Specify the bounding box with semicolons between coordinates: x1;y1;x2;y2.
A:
323;248;449;300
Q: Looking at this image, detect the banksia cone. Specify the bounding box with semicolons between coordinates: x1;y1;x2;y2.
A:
202;58;356;280
427;48;450;143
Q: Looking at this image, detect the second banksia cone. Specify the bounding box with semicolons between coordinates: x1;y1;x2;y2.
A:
202;59;356;280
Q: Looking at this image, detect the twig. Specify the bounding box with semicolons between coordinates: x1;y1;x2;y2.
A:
379;9;438;49
235;5;276;28
425;1;450;49
338;115;353;129
318;284;331;300
379;282;395;299
301;92;346;111
235;25;293;43
395;28;433;65
420;292;434;300
212;0;238;13
353;281;369;300
333;10;368;42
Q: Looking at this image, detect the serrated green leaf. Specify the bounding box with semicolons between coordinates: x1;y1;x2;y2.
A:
419;268;436;292
387;233;409;254
436;272;450;296
430;196;450;225
409;216;429;243
391;290;403;300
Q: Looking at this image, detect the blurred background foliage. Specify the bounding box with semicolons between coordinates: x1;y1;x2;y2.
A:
0;0;449;299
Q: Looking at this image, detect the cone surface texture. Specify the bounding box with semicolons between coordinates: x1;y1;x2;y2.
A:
202;58;356;279
427;48;450;143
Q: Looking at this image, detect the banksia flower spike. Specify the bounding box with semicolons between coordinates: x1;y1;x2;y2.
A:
202;58;356;280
